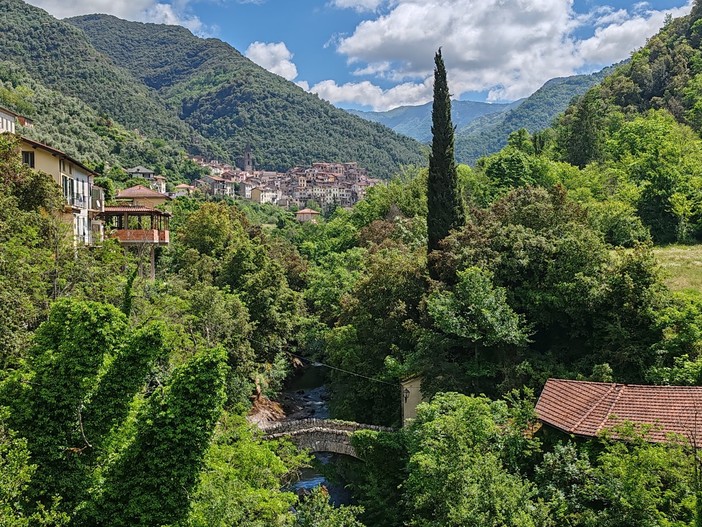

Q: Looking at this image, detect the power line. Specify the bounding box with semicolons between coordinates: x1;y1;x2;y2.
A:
285;351;397;387
243;336;398;387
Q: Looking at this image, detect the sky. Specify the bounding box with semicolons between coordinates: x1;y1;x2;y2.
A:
25;0;695;111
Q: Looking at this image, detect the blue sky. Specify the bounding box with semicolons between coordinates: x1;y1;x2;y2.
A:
27;0;693;110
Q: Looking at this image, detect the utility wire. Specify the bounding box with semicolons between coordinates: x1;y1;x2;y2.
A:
243;336;397;387
285;350;397;387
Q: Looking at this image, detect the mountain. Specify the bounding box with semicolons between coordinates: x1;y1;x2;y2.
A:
455;67;614;164
66;13;425;177
556;5;702;169
348;66;612;165
0;0;218;159
347;100;514;143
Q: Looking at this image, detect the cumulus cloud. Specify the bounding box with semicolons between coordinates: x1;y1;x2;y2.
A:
329;0;385;12
325;0;693;108
25;0;212;35
245;42;299;81
309;78;433;110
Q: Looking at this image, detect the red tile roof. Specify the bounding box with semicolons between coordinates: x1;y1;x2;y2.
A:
535;378;702;443
116;185;171;200
296;208;321;215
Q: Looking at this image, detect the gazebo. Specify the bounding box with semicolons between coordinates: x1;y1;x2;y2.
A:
99;205;171;278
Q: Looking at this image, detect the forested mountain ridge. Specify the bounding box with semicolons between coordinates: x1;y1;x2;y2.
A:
559;6;702;168
67;14;426;177
345;67;612;165
0;0;219;159
455;67;614;164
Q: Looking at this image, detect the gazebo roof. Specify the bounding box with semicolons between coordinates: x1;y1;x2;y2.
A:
116;185;171;200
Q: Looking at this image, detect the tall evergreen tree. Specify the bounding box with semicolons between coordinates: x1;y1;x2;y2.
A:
427;49;463;261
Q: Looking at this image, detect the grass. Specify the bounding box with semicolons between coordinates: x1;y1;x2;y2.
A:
653;244;702;293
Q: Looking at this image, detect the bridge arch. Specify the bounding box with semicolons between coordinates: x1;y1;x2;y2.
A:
260;418;392;459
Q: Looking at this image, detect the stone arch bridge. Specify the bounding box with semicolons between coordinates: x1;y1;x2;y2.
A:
260;418;393;459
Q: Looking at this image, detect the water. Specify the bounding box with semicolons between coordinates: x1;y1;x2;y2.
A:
281;365;330;420
282;365;353;505
290;452;353;506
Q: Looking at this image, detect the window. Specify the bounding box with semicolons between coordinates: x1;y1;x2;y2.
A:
62;175;74;204
22;151;35;168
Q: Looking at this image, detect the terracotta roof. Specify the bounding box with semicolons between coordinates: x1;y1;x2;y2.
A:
296;208;321;215
535;378;702;443
116;185;171;200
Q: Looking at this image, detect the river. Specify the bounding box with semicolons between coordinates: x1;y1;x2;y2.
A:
281;365;353;505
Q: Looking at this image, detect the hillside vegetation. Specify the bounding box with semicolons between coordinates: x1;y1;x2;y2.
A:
0;0;216;158
455;67;613;164
347;67;611;165
67;14;426;177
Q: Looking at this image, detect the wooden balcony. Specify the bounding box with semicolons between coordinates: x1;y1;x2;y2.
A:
99;205;171;247
111;229;169;246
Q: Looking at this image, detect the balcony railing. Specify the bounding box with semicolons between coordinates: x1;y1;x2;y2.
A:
111;229;170;245
64;193;88;210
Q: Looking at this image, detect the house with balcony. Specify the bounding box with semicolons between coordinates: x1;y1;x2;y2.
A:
18;136;104;245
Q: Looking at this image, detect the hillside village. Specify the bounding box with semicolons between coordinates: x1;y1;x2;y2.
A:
192;156;380;209
1;101;377;279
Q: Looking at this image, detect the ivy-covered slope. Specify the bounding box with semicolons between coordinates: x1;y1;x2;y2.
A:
67;14;426;177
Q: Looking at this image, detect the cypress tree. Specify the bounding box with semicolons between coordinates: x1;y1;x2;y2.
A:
427;48;463;260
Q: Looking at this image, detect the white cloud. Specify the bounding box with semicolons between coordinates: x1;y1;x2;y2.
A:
245;41;299;81
25;0;212;35
309;78;433;110
577;5;689;65
329;0;385;12
330;0;693;106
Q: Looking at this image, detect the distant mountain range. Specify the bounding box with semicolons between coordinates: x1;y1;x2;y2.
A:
347;100;517;144
0;0;619;176
347;67;614;165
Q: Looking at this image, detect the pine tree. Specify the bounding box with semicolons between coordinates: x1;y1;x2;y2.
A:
427;48;463;260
